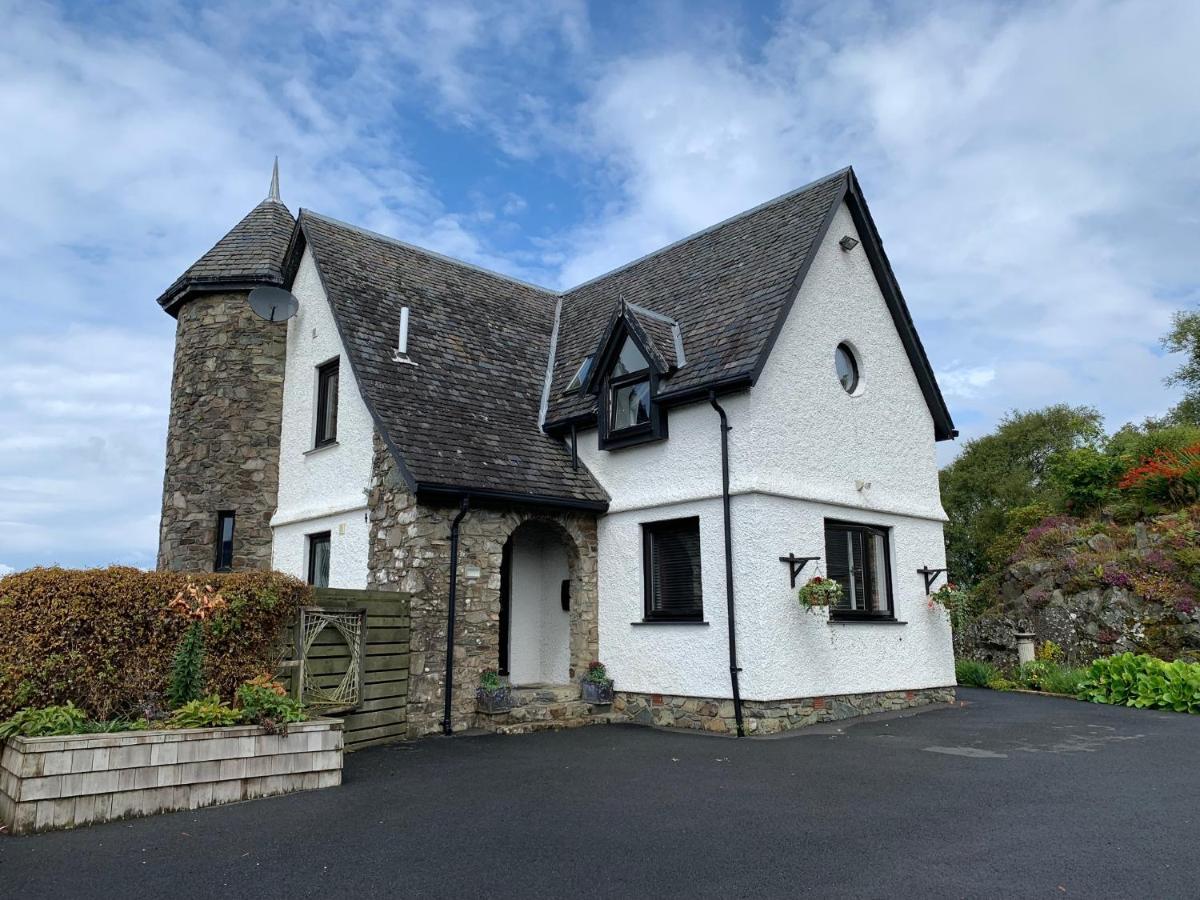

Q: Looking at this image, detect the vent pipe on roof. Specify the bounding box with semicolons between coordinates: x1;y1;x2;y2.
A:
392;306;418;365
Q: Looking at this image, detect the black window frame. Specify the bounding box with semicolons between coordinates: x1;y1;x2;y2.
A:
835;342;860;394
823;519;895;621
307;531;332;588
642;516;704;622
597;332;667;450
213;511;235;573
314;358;340;448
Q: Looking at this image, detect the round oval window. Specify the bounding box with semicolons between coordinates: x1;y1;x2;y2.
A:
835;343;859;394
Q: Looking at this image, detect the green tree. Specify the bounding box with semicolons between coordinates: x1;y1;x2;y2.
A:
1159;310;1200;426
939;404;1104;586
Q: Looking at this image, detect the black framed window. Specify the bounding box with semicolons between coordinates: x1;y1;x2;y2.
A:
609;337;650;433
214;511;235;572
643;516;703;621
315;359;339;447
824;521;893;619
307;531;331;588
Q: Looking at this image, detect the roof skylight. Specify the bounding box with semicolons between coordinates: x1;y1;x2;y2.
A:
565;355;594;393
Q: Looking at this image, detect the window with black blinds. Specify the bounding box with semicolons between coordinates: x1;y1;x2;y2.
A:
643;517;703;620
823;521;893;618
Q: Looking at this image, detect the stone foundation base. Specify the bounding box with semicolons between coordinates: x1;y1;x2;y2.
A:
612;687;956;736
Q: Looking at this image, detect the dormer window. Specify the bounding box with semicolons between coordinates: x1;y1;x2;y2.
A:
597;334;667;449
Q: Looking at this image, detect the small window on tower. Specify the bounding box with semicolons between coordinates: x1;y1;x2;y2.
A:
214;511;235;572
315;358;339;447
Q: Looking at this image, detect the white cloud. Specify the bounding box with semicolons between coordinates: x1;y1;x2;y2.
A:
0;563;14;576
4;0;1200;570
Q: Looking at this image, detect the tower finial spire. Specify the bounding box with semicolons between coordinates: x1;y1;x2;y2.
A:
268;157;280;202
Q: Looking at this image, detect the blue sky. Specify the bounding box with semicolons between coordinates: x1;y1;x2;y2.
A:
2;0;1199;573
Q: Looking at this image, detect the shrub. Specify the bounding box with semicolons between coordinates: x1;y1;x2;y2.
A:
1118;444;1200;508
167;695;243;729
479;669;503;693
0;567;310;720
237;678;305;735
0;702;88;739
1049;447;1120;513
1017;660;1090;695
1079;652;1200;713
954;658;998;688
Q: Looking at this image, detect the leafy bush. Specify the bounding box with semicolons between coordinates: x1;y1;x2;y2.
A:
1049;447;1121;513
1017;661;1090;695
0;567;310;720
237;678;305;734
0;702;88;739
954;658;998;688
1079;652;1200;713
1118;444;1200;508
167;696;243;729
479;669;503;693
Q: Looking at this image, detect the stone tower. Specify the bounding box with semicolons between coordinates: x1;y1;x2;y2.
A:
156;163;296;572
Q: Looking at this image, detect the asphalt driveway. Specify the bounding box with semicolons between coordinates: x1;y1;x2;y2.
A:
2;688;1197;899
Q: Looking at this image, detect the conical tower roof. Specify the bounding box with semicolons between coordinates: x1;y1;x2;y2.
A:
156;159;296;315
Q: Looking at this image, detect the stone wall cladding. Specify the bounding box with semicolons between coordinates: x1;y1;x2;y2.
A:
613;686;956;735
0;719;342;835
157;291;286;572
366;435;599;737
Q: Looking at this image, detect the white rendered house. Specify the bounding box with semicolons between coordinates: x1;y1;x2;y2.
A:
156;166;957;736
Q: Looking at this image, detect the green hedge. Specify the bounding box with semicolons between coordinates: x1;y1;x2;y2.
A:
0;567;310;720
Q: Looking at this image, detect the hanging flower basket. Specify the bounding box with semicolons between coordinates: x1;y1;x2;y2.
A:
927;582;970;630
798;576;842;614
580;660;614;705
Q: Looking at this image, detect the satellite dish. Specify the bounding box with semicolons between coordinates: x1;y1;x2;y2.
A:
248;286;299;323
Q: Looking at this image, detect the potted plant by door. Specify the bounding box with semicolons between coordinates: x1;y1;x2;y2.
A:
581;660;615;705
476;669;512;714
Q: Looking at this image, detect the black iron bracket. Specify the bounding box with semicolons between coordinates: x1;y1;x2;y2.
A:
779;554;821;589
918;567;948;594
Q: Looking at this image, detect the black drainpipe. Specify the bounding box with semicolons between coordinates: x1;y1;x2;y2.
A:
442;496;471;736
709;391;745;737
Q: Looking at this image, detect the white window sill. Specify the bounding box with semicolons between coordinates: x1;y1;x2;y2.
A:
304;441;339;456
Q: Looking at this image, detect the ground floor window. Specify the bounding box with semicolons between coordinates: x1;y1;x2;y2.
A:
823;520;893;619
307;531;331;587
643;516;703;621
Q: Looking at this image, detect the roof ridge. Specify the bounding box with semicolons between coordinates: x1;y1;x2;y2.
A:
299;209;562;298
562;167;851;294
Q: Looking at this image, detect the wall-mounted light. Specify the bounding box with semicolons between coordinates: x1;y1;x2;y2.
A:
839;235;859;252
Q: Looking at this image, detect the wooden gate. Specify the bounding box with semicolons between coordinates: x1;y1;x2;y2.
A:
280;588;411;750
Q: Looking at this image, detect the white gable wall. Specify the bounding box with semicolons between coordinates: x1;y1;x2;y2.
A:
270;247;374;588
582;200;954;700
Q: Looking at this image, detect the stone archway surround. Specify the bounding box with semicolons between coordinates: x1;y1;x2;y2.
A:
365;436;599;737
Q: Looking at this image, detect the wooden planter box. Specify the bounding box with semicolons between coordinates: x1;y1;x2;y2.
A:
0;718;343;835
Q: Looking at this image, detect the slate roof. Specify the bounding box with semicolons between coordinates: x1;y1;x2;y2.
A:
156;198;296;314
545;170;849;426
158;164;953;510
294;212;609;508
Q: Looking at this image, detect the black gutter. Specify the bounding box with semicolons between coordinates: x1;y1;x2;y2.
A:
442;497;471;736
418;484;608;513
708;391;745;738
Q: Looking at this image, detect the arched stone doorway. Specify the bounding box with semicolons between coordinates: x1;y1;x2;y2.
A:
500;520;574;685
